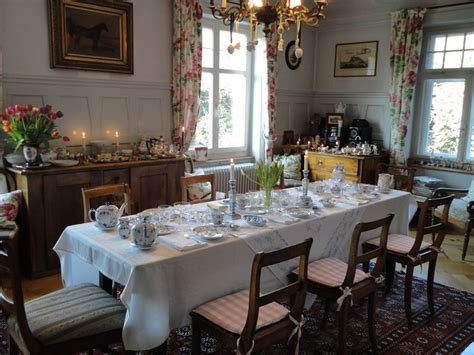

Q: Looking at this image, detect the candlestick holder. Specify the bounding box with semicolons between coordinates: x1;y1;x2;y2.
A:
225;179;241;220
299;169;312;207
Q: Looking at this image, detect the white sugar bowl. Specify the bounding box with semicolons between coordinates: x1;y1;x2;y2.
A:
131;221;158;248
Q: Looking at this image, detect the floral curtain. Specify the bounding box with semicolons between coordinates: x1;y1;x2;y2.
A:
172;0;203;151
264;23;278;163
389;8;426;165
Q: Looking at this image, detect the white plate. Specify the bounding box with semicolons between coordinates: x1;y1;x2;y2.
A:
285;207;315;219
241;206;269;215
192;225;227;240
50;159;79;167
129;241;156;250
156;224;176;236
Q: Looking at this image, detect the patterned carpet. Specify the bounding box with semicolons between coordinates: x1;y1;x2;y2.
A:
1;271;473;354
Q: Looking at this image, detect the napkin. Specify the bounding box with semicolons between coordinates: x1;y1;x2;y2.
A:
266;212;299;225
159;234;207;251
206;201;228;212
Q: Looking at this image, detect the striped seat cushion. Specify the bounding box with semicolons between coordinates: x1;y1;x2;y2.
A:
8;283;125;353
295;257;369;288
365;233;430;254
193;289;289;334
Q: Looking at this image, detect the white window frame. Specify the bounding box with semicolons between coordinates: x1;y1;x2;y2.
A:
414;25;474;161
198;18;255;159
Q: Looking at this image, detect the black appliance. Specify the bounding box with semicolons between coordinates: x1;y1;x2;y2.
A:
348;119;372;145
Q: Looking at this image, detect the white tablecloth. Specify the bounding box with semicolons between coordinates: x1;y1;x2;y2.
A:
53;189;415;351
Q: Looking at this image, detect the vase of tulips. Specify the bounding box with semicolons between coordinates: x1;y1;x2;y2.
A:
242;160;284;208
2;105;69;167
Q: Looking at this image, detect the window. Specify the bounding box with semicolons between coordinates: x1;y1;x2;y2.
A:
416;27;474;160
192;21;254;156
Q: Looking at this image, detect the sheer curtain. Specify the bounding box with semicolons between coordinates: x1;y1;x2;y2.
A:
171;0;203;150
389;8;426;165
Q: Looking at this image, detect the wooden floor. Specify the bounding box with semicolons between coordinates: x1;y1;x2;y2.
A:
21;230;474;300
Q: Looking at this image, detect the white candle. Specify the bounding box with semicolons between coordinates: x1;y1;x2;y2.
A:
115;131;119;149
221;0;227;8
230;158;235;180
81;132;86;152
304;150;308;170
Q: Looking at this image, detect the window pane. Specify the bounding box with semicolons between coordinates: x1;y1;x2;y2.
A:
203;28;214;68
446;33;465;51
463;50;474;68
426;52;444;69
466;32;474;50
429;35;446;52
219;31;248;71
193;72;213;148
444;51;463;68
425;80;465;157
218;73;246;148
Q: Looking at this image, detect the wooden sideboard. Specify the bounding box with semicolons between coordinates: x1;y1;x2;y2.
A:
8;159;185;278
307;152;386;184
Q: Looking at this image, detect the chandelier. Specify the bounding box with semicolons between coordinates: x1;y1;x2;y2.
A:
209;0;328;58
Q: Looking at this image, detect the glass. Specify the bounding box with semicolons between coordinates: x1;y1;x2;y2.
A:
202;28;214;68
157;204;172;223
218;73;247;148
426;52;444;69
192;72;213;148
466;32;474;50
430;35;446;52
219;30;248;71
463;50;474;68
444;51;463;68
446;33;465;51
424;79;465;156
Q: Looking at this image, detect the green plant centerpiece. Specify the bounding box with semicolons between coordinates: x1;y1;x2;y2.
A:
1;104;69;167
242;160;284;208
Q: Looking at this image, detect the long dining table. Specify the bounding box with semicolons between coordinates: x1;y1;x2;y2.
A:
53;187;416;351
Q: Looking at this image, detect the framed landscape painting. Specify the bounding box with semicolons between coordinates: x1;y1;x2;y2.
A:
334;41;378;77
48;0;133;74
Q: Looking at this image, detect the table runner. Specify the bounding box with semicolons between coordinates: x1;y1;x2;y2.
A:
54;189;415;351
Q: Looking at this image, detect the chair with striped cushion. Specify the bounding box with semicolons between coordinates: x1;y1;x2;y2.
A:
291;214;394;354
191;238;313;354
0;231;128;355
362;195;454;327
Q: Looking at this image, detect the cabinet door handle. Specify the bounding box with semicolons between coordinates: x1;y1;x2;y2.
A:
318;160;323;166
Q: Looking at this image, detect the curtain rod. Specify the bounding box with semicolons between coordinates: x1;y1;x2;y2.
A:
427;1;474;10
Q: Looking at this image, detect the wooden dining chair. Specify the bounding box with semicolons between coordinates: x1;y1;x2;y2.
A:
362;195;454;327
81;183;132;223
290;214;394;354
180;173;216;204
191;238;313;354
376;163;416;193
0;230;129;355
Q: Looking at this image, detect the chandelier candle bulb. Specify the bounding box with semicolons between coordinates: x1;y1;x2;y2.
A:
115;131;119;149
304;150;308;170
221;0;226;9
230;158;235;180
82;132;86;153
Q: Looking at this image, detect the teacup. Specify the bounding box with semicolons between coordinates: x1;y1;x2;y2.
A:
211;210;225;225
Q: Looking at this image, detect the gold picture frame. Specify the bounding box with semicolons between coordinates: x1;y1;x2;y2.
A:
334;41;378;77
48;0;133;74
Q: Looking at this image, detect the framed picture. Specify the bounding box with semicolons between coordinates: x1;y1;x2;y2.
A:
326;113;344;126
48;0;133;74
334;41;378;77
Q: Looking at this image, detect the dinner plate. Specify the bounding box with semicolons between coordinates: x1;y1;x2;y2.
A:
50;159;79;167
285;207;315;219
192;225;227;240
156;224;176;236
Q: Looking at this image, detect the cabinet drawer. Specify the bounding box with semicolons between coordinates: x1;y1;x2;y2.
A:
308;155;359;175
103;168;130;185
310;171;359;182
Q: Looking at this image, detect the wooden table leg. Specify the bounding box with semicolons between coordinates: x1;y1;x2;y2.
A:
99;272;113;295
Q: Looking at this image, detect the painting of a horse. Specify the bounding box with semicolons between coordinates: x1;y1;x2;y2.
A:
68;20;109;51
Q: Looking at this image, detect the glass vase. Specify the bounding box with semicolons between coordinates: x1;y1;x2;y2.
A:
263;187;272;208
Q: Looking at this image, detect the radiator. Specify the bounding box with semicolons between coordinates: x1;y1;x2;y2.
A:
202;163;258;194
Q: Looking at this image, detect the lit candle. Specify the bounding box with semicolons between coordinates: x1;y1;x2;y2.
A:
82;132;86;153
304;150;308;170
115;131;119;149
230;158;235;180
181;126;185;148
307;140;311;149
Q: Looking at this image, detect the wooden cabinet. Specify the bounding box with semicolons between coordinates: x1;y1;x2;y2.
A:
9;159;185;278
307;152;386;184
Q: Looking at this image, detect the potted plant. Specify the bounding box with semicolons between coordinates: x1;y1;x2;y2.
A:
1;104;69;167
243;160;284;208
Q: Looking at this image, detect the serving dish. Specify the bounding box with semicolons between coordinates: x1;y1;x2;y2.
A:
243;215;267;227
285;207;315;219
50;159;80;167
192;225;227;240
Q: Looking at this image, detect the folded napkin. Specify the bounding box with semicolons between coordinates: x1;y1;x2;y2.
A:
266;212;299;225
206;201;228;212
159;234;207;251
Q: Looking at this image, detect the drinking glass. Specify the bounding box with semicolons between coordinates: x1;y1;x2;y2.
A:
157;204;172;223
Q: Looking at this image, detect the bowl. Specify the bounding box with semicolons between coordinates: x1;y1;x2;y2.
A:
5;153;26;165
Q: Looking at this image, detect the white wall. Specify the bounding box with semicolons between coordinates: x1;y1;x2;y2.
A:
1;0;172;146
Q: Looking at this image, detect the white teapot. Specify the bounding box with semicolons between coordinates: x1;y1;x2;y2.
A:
89;202;127;230
131;219;158;248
